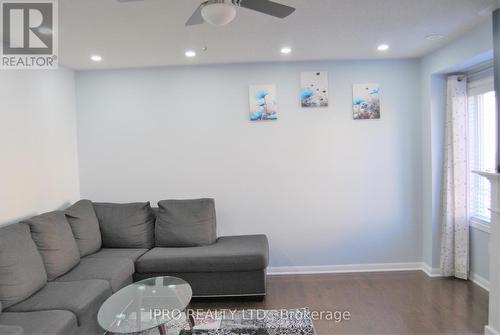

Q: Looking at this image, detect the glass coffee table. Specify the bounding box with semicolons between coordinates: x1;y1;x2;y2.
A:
98;276;194;335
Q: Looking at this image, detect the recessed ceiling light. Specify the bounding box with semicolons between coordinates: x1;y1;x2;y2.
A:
185;50;196;58
425;34;445;41
377;44;389;51
281;47;292;54
90;55;102;62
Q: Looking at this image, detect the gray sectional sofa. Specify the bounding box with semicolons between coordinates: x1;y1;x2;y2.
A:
0;199;269;335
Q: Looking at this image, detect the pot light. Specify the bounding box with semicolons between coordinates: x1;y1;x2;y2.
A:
377;44;389;51
201;3;237;26
185;50;196;58
281;47;292;54
425;34;445;41
90;55;102;62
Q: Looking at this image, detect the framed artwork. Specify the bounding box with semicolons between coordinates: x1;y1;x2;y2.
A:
353;83;381;119
300;71;329;108
249;84;278;121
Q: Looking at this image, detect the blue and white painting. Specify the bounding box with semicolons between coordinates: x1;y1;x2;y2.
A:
300;71;329;108
353;83;381;119
249;84;278;121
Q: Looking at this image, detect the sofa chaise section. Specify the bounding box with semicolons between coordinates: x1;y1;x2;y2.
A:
136;235;269;272
131;199;269;297
134;234;269;297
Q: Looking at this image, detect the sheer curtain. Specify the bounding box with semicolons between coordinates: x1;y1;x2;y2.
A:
440;75;469;280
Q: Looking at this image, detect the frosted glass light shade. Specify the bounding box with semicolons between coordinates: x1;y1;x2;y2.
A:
201;3;237;26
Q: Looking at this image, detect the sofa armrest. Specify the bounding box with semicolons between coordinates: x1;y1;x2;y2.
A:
0;325;24;335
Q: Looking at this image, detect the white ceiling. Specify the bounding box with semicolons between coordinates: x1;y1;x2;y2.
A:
59;0;496;70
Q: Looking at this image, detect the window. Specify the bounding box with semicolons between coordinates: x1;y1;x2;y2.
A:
467;67;496;223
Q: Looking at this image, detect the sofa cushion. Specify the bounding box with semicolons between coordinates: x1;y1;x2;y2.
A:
85;248;149;262
0;310;77;335
136;234;269;273
6;280;111;327
0;224;47;309
0;325;23;335
155;199;217;247
93;202;155;248
66;200;102;257
54;257;134;292
23;211;80;281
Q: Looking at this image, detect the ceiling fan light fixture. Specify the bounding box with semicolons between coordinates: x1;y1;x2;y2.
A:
201;3;237;26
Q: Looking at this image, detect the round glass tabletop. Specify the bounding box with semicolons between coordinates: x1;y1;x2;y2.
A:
97;276;192;334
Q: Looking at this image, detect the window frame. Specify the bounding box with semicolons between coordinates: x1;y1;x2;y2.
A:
466;65;495;231
470;216;491;233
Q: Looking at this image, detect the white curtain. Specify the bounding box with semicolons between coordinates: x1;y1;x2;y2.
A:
440;75;469;280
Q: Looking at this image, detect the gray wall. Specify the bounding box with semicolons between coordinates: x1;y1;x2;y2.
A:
0;68;80;226
75;59;422;268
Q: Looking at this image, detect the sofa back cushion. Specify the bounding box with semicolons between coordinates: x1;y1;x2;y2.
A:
66;200;102;257
0;223;47;308
93;202;155;248
23;211;80;281
155;198;217;247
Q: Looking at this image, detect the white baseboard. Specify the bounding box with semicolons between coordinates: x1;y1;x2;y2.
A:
485;325;499;335
421;263;442;277
419;263;490;291
470;272;490;291
268;263;490;291
268;262;423;275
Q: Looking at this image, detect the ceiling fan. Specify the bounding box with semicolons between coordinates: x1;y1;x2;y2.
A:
186;0;295;26
117;0;296;27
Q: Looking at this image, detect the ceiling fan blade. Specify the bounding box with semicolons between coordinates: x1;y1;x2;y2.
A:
237;0;295;18
185;3;206;26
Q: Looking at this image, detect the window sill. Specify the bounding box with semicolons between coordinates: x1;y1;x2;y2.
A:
470;217;491;234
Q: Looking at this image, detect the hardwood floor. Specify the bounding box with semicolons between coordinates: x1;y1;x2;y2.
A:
189;271;488;334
